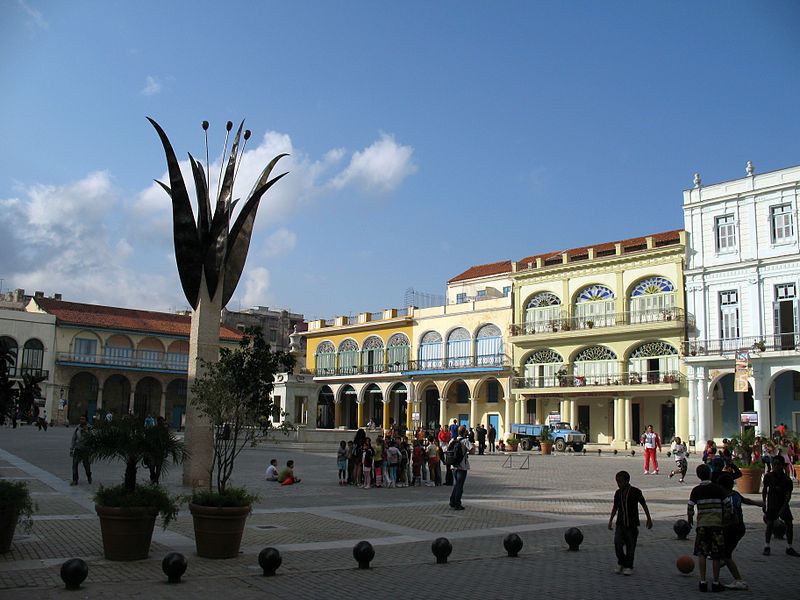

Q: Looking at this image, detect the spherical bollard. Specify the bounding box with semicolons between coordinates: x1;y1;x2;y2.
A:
631;450;636;457
666;451;671;458
564;527;583;551
60;558;88;591
596;448;601;455
353;541;375;569
773;518;787;539
161;552;187;584
258;547;282;576
613;449;618;456
583;448;587;455
673;519;691;540
431;537;452;564
503;533;523;557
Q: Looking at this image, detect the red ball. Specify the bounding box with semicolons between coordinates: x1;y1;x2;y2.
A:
676;555;695;574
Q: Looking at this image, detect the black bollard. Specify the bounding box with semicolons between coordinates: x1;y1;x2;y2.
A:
596;448;601;455
673;519;691;540
60;558;88;590
583;448;587;455
503;533;523;557
613;449;618;455
564;527;583;551
258;547;282;576
431;537;452;564
631;450;635;457
162;552;187;584
353;541;375;569
773;518;787;539
666;451;671;458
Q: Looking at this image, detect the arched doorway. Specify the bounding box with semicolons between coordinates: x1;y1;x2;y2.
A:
102;374;130;418
68;372;98;424
134;377;162;421
165;378;187;429
317;386;334;429
714;373;754;438
365;384;383;425
388;383;407;433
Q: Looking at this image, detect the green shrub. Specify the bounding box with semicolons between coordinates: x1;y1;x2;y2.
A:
94;483;179;528
189;487;258;511
0;480;37;532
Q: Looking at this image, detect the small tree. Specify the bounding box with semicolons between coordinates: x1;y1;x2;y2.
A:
192;326;295;495
729;427;756;466
16;372;47;418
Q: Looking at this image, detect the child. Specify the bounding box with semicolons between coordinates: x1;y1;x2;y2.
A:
278;460;301;485
337;441;347;486
362;439;374;489
373;436;384;488
687;463;727;592
762;454;799;556
411;440;424;486
669;436;688;482
608;470;652;576
717;473;761;590
265;458;279;481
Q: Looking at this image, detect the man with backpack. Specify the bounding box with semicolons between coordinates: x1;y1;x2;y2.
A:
445;425;475;510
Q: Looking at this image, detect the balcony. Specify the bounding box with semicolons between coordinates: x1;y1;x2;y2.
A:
7;367;50;379
56;351;190;373
511;370;683;392
684;334;800;357
510;307;691;338
313;355;508;377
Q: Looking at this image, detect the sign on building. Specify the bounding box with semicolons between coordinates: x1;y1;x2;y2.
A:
734;350;750;392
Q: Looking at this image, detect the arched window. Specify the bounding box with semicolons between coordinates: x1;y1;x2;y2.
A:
525;292;562;333
446;327;471;368
574;285;616;328
476;324;502;366
386;333;410;372
315;341;336;375
574;346;618;385
419;331;443;369
628;341;678;383
361;336;384;374
21;339;44;375
630;277;675;323
317;387;335;429
337;339;359;375
524;349;563;387
1;336;18;377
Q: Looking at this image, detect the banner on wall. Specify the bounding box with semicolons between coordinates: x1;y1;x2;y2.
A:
734;350;750;392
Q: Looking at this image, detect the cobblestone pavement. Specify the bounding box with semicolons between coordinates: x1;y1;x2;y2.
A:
1;425;798;598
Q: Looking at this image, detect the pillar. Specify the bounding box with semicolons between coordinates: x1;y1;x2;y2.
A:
570;400;578;430
159;389;167;419
357;401;365;429
688;372;697;449
382;399;390;431
504;396;513;439
469;397;477;428
96;386;103;412
128;389;135;413
560;399;568;422
697;369;708;443
334;401;341;428
624;397;632;444
613;397;622;447
535;398;544;424
439;398;447;429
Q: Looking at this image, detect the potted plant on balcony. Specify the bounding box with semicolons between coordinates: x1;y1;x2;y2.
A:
729;428;763;494
82;418;185;560
189;327;295;558
752;339;766;352
556;368;569;387
586;320;595;329
539;426;554;455
0;480;36;553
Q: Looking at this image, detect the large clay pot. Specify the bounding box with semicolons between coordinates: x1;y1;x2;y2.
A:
540;442;553;455
0;507;20;553
507;442;519;452
95;505;158;561
735;468;762;494
189;503;250;558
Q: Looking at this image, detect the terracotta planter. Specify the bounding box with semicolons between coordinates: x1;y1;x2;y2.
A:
95;505;157;561
0;507;20;553
189;503;250;558
540;442;553;455
735;469;762;494
795;465;800;481
507;442;518;452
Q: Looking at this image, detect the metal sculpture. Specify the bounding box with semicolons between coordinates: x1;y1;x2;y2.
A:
148;118;288;310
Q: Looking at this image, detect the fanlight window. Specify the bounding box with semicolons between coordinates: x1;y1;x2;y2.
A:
419;331;443;369
524;292;561;333
337;339;359;374
524;349;563;387
386;333;410;372
362;336;385;374
630;277;676;323
315;341;336;375
21;339;44;374
575;285;616;327
447;327;471;368
573;346;618;385
628;341;678;383
476;324;502;366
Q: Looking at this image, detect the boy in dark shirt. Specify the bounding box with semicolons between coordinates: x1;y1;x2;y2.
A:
762;454;798;556
608;470;652;575
688;463;727;592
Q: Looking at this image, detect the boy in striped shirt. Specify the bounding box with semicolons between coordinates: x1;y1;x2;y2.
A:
687;463;727;592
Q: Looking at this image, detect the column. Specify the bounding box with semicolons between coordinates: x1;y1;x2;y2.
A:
128;389;135;413
535;398;544;425
439;398;447;429
570;400;578;430
469;397;477;428
334;401;341;428
407;383;415;432
613;397;622;446
159;389;166;419
357;400;365;429
697;367;707;443
752;367;767;437
504;397;513;439
687;371;697;449
560;399;569;422
382;399;390;431
96;386;104;413
624;397;632;445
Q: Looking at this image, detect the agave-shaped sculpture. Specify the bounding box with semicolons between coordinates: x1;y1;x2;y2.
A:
148;117;288;309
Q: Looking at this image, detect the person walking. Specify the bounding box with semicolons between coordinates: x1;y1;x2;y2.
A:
762;454;798;557
477;424;487;455
488;423;497;453
448;425;475;510
69;415;92;485
608;470;652;575
687;463;728;592
640;425;661;474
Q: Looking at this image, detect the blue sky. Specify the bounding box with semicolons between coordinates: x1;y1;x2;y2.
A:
1;1;799;319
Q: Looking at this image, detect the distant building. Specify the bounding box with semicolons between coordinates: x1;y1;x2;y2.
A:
221;306;306;355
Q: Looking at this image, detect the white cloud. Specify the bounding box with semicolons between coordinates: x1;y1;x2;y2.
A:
141;76;162;96
261;228;296;258
18;0;47;29
331;133;417;194
239;267;271;309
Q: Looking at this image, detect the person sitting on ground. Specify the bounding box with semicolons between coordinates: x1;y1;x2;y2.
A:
278;460;300;485
265;458;279;481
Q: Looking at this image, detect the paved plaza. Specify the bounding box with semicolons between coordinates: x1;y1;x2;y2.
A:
1;426;797;598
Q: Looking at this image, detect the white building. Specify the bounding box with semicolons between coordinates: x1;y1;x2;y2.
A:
684;162;800;444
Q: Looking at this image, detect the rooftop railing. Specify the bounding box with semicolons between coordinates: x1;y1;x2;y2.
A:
510;307;691;336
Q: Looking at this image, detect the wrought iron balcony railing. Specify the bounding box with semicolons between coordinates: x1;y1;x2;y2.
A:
56;351;190;372
6;367;50;379
313;354;508;377
684;334;800;356
511;370;683;390
510;307;691;336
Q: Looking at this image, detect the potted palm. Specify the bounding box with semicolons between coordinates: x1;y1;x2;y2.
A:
0;480;36;553
506;437;519;452
729;428;763;494
189;327;294;558
539;426;554;455
82;418;185;560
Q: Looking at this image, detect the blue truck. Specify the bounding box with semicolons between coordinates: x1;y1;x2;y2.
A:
509;422;586;452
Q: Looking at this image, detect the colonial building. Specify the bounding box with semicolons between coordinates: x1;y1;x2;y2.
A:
221;305;306;354
684;163;800;442
454;230;689;448
25;297;240;425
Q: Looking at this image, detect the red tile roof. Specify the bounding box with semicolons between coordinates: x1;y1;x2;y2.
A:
31;298;242;341
448;229;683;283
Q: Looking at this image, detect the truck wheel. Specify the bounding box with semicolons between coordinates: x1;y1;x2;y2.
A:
572;443;584;453
521;438;532;451
554;439;566;452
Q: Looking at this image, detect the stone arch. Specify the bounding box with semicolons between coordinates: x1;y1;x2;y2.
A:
165;378;187;429
137;337;165;370
363;383;383;425
102;373;131;418
134;377;162;421
317;385;335;429
336;384;357;429
104;334;134;366
67;371;98;424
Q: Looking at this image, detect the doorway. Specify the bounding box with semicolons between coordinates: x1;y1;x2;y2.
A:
632;403;641;442
577;405;590;440
661;403;675;441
